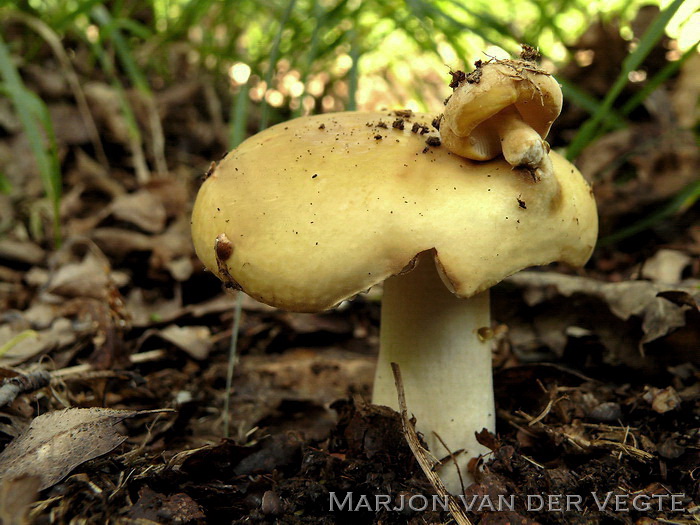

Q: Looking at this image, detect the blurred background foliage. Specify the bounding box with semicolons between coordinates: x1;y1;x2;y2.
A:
0;0;697;248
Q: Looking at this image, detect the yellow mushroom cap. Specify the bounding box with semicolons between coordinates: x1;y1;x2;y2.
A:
440;59;563;161
191;111;597;312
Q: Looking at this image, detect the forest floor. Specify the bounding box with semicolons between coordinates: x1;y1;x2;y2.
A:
0;15;698;525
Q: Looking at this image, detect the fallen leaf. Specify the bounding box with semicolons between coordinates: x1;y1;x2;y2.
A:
641;249;692;284
506;271;699;349
45;251;113;301
0;474;41;525
142;324;212;360
0;407;140;490
84;82;131;145
48;103;91;145
642;386;682;414
0;319;76;367
128;486;205;523
91;227;154;258
230;348;375;440
109;190;167;234
0;239;45;266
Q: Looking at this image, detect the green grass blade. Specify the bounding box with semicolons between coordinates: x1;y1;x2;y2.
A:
9;12;110;168
229;82;250;149
0;171;12;194
259;0;298;130
0;35;62;246
559;79;626;128
619;41;699;117
598;179;700;247
91;5;168;175
292;0;324;118
85;33;151;183
347;28;360;111
52;0;103;30
566;0;686;159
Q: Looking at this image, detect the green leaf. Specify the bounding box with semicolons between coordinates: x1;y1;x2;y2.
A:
0;35;62;246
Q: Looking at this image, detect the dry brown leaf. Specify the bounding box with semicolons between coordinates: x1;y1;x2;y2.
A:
110;190;167;234
150;216;196;281
0;474;41;525
230;348;375;440
45;251;113;301
508;271;698;347
0;239;45;266
127;486;206;523
91;227;154;257
144;177;190;219
641;249;692;285
0;319;76;367
0;407;141;490
144;324;212;360
642;386;682;413
126;287;185;327
48;103;91;145
84;82;130;145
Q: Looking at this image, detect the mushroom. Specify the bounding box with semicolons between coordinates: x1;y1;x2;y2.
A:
191;72;597;493
440;57;562;181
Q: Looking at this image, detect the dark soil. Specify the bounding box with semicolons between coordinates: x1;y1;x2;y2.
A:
0;11;698;525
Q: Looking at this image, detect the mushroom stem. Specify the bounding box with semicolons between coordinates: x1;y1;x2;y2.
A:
372;253;495;494
491;107;547;170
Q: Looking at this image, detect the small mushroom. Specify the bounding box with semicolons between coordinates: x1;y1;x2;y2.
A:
192;103;596;492
440;57;562;180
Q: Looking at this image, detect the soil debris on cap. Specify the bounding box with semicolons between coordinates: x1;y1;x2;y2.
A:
520;43;541;63
392;118;405;130
203;161;217;181
449;69;467;89
426;136;441;147
464;63;483;85
394;109;413;118
411;122;429;134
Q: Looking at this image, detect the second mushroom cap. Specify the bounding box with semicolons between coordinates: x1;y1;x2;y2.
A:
440;59;563;164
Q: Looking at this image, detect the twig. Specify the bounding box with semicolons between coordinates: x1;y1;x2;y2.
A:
432;432;465;495
0;370;51;408
0;350;167;407
49;349;167;379
391;362;472;525
521;454;545;469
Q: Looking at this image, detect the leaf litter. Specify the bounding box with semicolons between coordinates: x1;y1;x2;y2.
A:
0;10;698;525
0;407;152;490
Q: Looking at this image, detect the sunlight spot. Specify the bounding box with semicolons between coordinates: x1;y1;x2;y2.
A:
628;69;647;82
265;89;285;107
86;24;99;43
229;62;251;85
575;49;595;67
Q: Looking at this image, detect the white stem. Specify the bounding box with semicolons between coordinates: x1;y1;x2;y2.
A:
372;254;495;493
